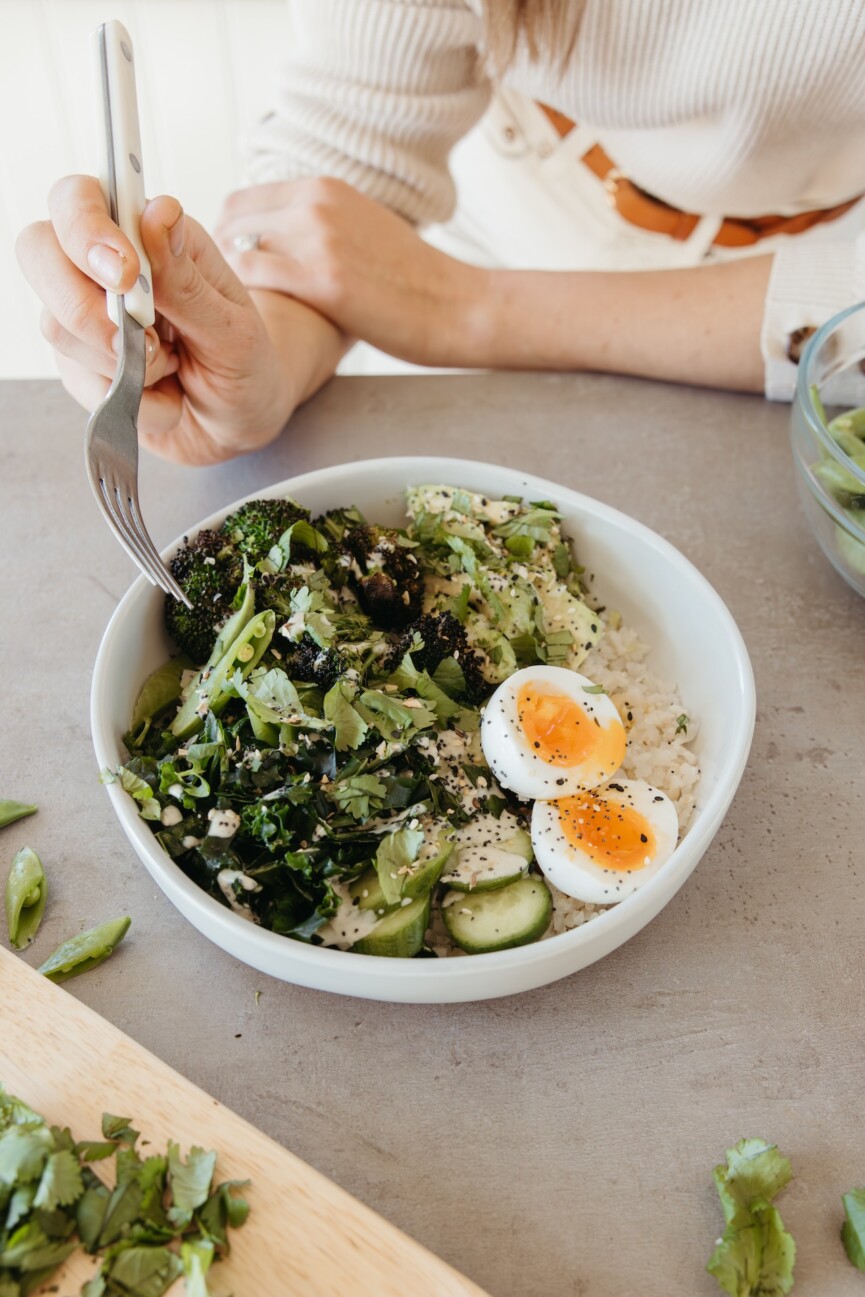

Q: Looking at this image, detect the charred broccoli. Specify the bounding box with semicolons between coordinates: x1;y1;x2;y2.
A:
164;529;243;663
221;497;311;563
283;635;345;690
388;611;489;703
343;524;424;629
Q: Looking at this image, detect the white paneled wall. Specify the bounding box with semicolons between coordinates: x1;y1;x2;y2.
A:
0;0;292;378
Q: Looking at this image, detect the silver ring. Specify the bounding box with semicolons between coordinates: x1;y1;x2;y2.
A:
232;232;262;252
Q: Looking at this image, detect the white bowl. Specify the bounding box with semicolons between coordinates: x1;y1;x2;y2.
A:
91;457;755;1003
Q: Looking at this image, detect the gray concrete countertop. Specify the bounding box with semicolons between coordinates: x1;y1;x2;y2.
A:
1;373;864;1296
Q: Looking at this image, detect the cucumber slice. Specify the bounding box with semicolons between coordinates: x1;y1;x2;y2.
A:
352;895;431;958
442;847;528;893
442;819;532;892
442;876;552;953
349;868;391;914
402;840;453;899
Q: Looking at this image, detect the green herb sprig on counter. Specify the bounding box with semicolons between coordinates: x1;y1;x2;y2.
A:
707;1138;796;1296
0;1084;249;1297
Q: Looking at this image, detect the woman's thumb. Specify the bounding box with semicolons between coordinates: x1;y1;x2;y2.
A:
141;195;224;340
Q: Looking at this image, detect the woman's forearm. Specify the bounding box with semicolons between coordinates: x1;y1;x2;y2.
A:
475;255;773;392
223;182;772;393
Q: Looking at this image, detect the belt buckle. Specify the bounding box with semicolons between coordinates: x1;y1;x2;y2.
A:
603;167;624;209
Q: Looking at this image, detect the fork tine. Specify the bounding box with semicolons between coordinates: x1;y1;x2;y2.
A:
96;474;163;588
99;474;192;608
126;489;192;607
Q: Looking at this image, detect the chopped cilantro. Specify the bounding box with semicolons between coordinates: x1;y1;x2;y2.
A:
675;713;689;734
0;1084;248;1297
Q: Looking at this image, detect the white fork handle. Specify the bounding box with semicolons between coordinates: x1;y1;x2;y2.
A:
93;20;155;329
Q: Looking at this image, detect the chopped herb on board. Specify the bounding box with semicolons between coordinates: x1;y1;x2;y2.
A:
0;1084;249;1297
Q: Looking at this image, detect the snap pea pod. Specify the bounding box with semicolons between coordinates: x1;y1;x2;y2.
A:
38;915;131;983
829;407;865;438
0;800;37;829
171;609;276;740
5;846;47;949
131;655;193;730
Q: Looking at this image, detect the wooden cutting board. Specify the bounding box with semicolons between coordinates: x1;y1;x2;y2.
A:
0;945;489;1296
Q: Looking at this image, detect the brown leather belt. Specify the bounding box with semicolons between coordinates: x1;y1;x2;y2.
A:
539;103;861;248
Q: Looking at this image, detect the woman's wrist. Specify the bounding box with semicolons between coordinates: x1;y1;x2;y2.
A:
249;288;349;421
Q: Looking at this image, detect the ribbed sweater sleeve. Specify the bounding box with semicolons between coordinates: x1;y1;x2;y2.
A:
244;0;490;226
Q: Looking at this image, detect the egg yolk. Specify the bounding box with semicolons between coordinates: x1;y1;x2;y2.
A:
557;792;656;872
517;683;626;773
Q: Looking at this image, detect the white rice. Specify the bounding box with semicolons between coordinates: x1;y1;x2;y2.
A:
427;616;701;955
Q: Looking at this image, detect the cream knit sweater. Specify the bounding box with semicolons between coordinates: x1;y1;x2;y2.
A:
245;0;865;396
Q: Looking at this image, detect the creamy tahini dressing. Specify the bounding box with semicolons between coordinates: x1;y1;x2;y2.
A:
216;869;261;922
316;881;381;950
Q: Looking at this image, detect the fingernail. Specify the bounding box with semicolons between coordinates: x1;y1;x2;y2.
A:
110;329;120;355
144;329;159;364
87;244;126;288
168;210;185;257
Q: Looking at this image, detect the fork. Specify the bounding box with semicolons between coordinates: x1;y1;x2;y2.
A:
85;19;190;608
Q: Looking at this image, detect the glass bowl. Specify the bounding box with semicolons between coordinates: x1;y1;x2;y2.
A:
791;301;865;597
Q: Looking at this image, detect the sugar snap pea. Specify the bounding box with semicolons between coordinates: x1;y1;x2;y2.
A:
0;800;37;829
5;846;47;949
38;915;131;983
131;656;193;731
171;609;276;740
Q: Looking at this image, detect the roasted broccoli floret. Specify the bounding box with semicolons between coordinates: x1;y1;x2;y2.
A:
343;524;424;629
388;611;489;703
315;504;367;544
164;529;244;663
284;635;345;690
221;497;310;563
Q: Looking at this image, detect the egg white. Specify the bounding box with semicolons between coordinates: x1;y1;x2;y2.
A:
480;665;626;800
531;778;678;904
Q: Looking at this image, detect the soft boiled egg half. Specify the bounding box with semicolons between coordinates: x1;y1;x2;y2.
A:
531;778;678;904
480;665;627;800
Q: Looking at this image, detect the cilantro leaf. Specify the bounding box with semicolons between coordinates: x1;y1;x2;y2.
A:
101;1115;139;1147
180;1236;215;1297
841;1188;865;1270
329;775;387;822
196;1180;250;1250
32;1149;83;1211
167;1144;216;1220
0;1220;77;1271
719;1139;793;1221
98;1243;183;1297
707;1140;796;1297
323;682;369;751
0;1126;53;1186
358;690;436;738
389;655;460;721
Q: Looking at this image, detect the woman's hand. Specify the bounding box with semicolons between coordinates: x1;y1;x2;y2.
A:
15;176;340;465
216;178;492;368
